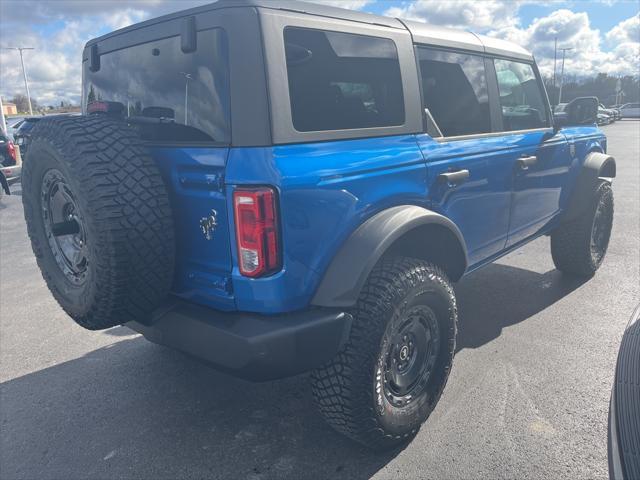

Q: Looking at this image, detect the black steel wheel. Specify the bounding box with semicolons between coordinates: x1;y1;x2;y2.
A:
590;188;613;267
40;169;89;285
311;257;457;450
381;305;440;408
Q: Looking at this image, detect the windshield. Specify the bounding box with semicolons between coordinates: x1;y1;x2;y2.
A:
82;28;230;144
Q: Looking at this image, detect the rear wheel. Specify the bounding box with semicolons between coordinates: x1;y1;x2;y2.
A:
311;257;457;450
22;115;175;330
551;181;614;277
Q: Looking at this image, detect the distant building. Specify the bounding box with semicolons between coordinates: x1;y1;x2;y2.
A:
2;102;18;116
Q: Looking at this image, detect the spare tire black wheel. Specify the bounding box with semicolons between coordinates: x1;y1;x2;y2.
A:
22;115;175;330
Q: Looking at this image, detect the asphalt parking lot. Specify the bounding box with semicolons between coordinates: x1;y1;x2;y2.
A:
1;120;639;480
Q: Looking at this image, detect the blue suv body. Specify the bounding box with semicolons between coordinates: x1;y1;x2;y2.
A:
27;0;614;448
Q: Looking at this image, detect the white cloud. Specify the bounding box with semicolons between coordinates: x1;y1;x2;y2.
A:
385;2;639;78
0;0;376;106
0;0;637;107
0;31;81;106
0;1;211;107
385;0;522;30
606;12;640;44
492;9;639;77
104;9;149;30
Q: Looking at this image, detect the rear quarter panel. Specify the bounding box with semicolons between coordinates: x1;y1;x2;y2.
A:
224;135;427;313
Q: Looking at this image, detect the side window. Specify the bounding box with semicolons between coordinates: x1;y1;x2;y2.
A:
494;59;550;131
284;27;405;132
417;47;491;137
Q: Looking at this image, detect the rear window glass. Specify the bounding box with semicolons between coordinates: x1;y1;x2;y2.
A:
83;28;230;144
417;47;491;137
284;27;405;132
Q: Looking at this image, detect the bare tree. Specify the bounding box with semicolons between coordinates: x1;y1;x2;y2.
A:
10;94;38;114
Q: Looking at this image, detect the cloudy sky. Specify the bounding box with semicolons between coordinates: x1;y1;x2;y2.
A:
0;0;638;106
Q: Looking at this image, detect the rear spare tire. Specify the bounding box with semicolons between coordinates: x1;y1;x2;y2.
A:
22;115;175;330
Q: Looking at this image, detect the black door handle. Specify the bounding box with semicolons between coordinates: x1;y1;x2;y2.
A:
516;155;537;170
437;169;470;186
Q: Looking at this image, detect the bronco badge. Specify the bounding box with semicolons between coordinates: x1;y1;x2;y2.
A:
199;209;218;240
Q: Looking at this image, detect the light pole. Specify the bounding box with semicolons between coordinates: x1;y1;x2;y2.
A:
557;47;573;106
552;37;558;105
180;72;192;124
0;95;7;135
2;47;35;115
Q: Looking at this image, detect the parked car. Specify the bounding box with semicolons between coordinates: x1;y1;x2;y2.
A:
0;131;20;188
620;102;640;118
599;103;618;122
613;108;621;120
0;130;17;166
598;111;612;126
598;107;613;124
6;117;26;139
13;117;41;159
608;305;640;480
21;0;615;450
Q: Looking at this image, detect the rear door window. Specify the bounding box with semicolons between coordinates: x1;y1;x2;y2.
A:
83;28;230;144
417;47;491;137
494;59;550;131
284;27;405;132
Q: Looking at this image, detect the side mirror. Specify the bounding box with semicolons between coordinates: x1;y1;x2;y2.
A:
555;97;598;130
553;111;568;128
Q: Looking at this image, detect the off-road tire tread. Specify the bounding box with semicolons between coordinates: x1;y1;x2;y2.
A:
22;115;175;330
311;257;456;450
551;181;613;277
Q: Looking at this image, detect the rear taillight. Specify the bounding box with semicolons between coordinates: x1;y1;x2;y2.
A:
233;187;280;278
87;101;109;113
7;141;16;162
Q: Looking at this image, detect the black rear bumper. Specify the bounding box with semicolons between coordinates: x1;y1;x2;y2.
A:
126;299;352;381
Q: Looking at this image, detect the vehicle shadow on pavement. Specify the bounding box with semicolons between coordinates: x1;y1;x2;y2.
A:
0;263;586;480
455;262;587;351
0;337;397;480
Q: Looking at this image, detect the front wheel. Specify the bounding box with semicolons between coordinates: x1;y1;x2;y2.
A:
551;181;614;277
311;257;457;450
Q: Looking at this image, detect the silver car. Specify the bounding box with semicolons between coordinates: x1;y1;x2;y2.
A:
620;102;640;118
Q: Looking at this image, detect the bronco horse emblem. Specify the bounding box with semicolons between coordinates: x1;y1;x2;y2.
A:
199;209;218;240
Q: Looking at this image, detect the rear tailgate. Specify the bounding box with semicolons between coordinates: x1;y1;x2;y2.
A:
152;147;235;310
82;23;235;310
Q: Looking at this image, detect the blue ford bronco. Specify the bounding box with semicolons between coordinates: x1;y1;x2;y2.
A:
22;0;616;449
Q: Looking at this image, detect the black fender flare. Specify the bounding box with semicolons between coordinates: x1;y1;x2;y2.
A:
311;205;468;308
0;170;10;195
562;151;616;223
